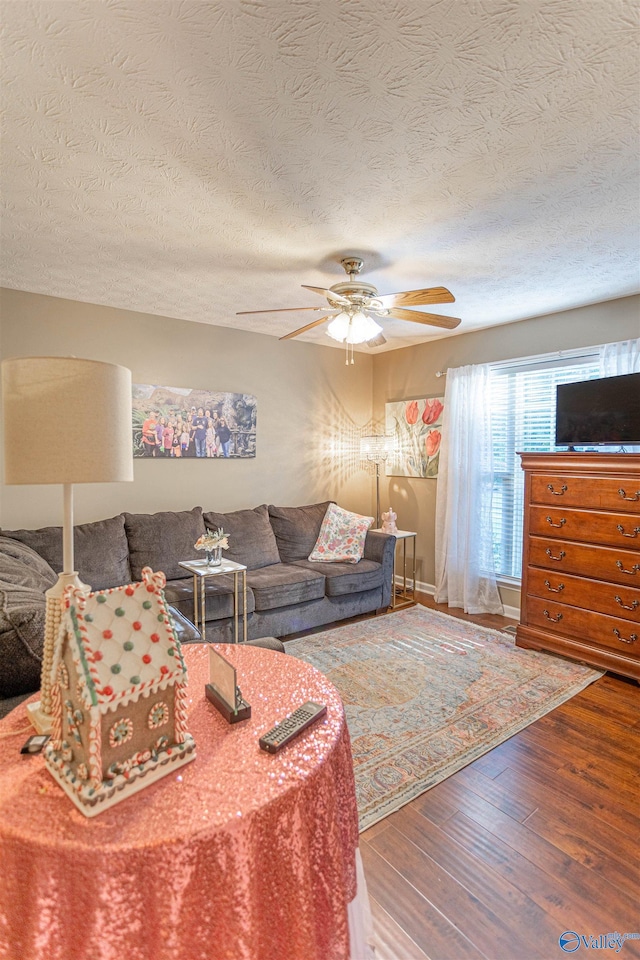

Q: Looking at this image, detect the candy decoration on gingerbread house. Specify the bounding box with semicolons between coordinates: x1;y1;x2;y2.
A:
44;567;195;816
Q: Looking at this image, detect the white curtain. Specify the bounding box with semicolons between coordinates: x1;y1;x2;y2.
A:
599;338;640;376
434;363;504;615
599;338;640;451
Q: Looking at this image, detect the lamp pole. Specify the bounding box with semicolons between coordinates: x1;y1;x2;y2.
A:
360;435;394;528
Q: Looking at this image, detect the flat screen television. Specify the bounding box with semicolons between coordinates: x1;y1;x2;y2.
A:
555;372;640;446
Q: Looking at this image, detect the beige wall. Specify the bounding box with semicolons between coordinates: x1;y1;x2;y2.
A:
2;288;638;615
0;288;375;528
372;295;640;613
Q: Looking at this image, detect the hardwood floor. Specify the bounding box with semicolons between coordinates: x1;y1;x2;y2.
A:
357;596;640;960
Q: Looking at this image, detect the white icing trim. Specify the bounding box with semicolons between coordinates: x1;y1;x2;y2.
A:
87;704;102;783
44;735;196;818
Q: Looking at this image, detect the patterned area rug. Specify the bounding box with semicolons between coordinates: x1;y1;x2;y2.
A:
287;606;603;832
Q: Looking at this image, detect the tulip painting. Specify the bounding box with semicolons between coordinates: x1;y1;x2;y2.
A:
425;429;441;458
385;396;444;478
422;398;444;425
405;400;419;424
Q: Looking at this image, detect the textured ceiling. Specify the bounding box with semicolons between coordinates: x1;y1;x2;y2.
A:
2;0;639;353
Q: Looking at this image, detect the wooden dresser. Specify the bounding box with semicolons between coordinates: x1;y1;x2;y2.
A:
517;452;640;680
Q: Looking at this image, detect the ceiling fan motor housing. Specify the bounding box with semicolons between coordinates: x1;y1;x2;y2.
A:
328;280;383;311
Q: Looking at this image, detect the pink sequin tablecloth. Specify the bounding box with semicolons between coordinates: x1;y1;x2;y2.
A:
0;644;360;960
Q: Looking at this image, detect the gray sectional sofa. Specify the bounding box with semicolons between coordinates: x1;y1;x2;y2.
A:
0;501;395;716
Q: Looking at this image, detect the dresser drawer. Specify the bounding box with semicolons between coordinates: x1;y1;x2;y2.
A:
529;506;640;547
520;454;640;679
526;596;640;657
528;537;640;586
526;567;640;621
531;474;640;512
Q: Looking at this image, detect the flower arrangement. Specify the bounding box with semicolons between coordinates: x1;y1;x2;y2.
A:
194;528;230;552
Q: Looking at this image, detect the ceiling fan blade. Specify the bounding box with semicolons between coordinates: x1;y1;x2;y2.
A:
366;333;387;347
301;285;351;306
387;307;461;329
236;306;328;316
376;286;455;308
279;315;335;340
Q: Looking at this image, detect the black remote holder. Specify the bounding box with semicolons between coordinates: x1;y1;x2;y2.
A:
259;701;327;753
206;647;251;724
205;684;251;724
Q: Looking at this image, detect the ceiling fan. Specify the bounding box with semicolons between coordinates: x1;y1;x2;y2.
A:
237;257;461;363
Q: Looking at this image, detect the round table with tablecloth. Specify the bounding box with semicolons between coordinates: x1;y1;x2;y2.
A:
0;643;370;960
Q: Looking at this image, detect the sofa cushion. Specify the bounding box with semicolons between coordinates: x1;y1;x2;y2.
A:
163;575;256;622
203;504;280;570
0;536;57;591
2;515;131;591
124;508;205;581
247;563;325;611
267;501;332;563
308;503;373;563
292;558;383;597
0;584;46;698
0;538;56;699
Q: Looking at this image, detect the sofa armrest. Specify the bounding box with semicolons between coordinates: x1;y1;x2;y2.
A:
363;531;396;608
168;605;202;644
0;691;34;720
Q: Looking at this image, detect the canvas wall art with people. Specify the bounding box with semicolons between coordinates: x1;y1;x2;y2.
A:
132;384;256;459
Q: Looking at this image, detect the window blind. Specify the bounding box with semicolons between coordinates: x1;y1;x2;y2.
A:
489;354;601;579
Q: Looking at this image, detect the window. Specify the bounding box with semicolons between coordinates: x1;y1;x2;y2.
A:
489;352;601;580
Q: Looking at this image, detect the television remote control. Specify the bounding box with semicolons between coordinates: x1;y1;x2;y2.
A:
259;701;327;753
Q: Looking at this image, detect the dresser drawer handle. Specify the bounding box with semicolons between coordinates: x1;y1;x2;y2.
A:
547;483;567;496
616;524;640;539
613;628;638;645
614;596;639;611
543;609;563;623
545;516;566;528
618;488;640;502
616;561;640;576
544;580;565;593
545;548;566;562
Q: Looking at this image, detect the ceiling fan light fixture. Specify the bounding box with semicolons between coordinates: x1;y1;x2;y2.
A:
350;311;383;343
326;311;350;342
326;311;383;345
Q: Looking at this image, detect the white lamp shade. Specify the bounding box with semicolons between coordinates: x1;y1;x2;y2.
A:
2;357;134;484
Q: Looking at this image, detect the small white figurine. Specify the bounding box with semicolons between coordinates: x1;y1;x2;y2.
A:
381;508;398;534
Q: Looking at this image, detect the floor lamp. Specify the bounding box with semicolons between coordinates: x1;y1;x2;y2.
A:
1;357;133;733
360;435;393;529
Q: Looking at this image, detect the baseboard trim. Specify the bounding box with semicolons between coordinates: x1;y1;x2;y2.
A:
403;577;520;623
501;603;520;622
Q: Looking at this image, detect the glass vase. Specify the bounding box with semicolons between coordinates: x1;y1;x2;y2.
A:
205;546;222;566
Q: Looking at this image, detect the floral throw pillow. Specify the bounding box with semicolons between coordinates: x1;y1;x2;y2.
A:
308;504;374;564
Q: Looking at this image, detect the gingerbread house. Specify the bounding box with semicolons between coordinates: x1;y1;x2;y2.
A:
44;567;195;816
